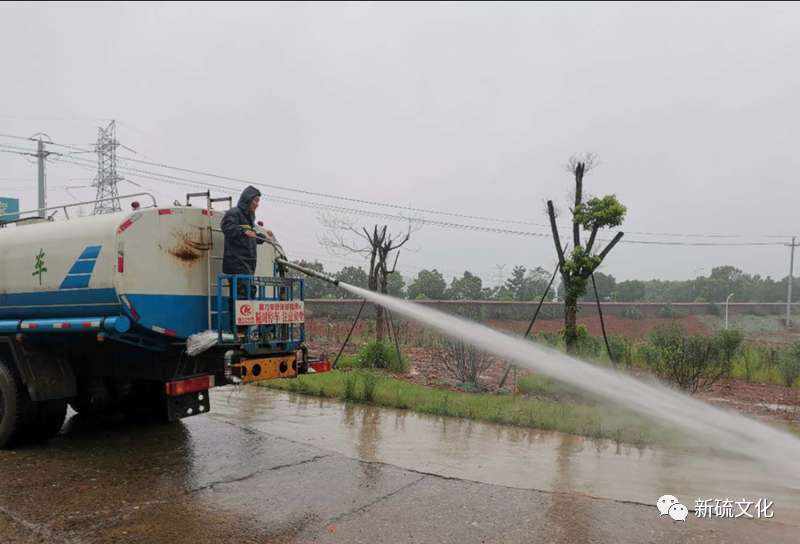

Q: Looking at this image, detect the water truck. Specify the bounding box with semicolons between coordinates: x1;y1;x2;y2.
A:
0;192;334;448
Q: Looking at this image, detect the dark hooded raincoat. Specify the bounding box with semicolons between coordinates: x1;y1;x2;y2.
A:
220;186;263;275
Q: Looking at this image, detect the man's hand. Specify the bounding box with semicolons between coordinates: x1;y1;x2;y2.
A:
244;230;257;239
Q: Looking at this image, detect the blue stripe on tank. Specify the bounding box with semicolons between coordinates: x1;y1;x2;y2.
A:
59;275;92;289
0;288;120;319
124;294;209;339
79;246;102;259
59;245;102;290
68;260;96;275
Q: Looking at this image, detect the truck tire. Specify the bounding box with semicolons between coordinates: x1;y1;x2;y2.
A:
69;377;112;416
0;358;29;449
25;399;67;442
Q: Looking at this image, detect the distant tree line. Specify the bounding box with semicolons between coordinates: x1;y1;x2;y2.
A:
290;260;800;303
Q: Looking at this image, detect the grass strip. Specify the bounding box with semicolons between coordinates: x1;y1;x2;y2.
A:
260;370;656;445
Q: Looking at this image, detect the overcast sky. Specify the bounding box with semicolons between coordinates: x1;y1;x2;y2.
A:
1;2;799;285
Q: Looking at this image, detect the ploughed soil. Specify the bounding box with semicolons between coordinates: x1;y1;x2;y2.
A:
305;315;711;347
697;378;800;425
304;317;800;428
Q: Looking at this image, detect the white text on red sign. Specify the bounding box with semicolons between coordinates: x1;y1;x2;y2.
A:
235;301;305;325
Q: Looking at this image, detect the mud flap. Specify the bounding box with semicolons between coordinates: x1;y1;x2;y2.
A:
15;350;77;402
166;389;211;421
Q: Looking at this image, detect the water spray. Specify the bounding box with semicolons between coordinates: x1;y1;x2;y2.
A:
281;258;800;480
334;282;800;481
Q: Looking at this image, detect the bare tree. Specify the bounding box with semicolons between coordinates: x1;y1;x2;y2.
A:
437;338;493;388
322;215;413;341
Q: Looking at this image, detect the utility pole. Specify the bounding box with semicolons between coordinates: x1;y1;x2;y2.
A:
787;236;797;328
4;133;52;220
92;120;123;214
36;138;47;218
26;133;53;219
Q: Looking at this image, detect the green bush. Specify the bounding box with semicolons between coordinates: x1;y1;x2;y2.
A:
657;303;677;318
622;306;644;320
736;347;758;382
778;343;800;387
759;345;781;369
356;340;408;373
361;371;379;402
637;343;660;368
344;373;357;401
335;354;362;369
607;335;633;366
648;323;730;393
574;325;602;359
536;330;563;348
715;329;743;370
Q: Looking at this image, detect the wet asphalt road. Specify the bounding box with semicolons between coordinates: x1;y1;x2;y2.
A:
0;387;797;544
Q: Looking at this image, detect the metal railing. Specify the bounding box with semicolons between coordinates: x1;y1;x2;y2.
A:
213;273;305;347
185;190;232;210
0;192;158;223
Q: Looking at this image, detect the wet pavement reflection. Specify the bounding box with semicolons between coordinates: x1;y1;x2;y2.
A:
1;386;798;543
212;386;800;526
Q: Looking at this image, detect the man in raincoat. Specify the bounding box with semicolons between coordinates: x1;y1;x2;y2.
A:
221;186;263;298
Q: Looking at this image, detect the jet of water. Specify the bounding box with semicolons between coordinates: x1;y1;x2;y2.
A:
340;283;800;480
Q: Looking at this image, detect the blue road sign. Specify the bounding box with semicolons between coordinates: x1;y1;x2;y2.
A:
0;197;20;222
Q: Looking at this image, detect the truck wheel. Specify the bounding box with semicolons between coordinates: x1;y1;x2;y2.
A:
69;377;112;416
0;359;29;449
25;399;67;442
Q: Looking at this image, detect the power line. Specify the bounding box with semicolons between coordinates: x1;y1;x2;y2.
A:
2;132;794;239
110;152;796;239
0;133;35;142
9;134;797;245
54;154;791;247
0;143;36;155
5;135;549;227
0;148;30;157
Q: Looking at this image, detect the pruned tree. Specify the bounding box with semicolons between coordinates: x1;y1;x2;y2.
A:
322;215;413;340
547;153;626;355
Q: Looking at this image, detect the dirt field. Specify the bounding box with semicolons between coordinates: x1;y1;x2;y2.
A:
698;378;800;425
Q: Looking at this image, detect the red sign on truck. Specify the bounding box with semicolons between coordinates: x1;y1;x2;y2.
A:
235;301;305;326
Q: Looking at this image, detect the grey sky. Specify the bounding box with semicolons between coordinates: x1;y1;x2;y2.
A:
1;2;799;285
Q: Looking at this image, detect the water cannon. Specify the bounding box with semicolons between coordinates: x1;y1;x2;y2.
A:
275;258;340;286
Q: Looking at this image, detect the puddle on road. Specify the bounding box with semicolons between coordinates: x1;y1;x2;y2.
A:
210;386;800;526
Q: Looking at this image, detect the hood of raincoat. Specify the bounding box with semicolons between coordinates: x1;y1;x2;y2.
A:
237;186;261;219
